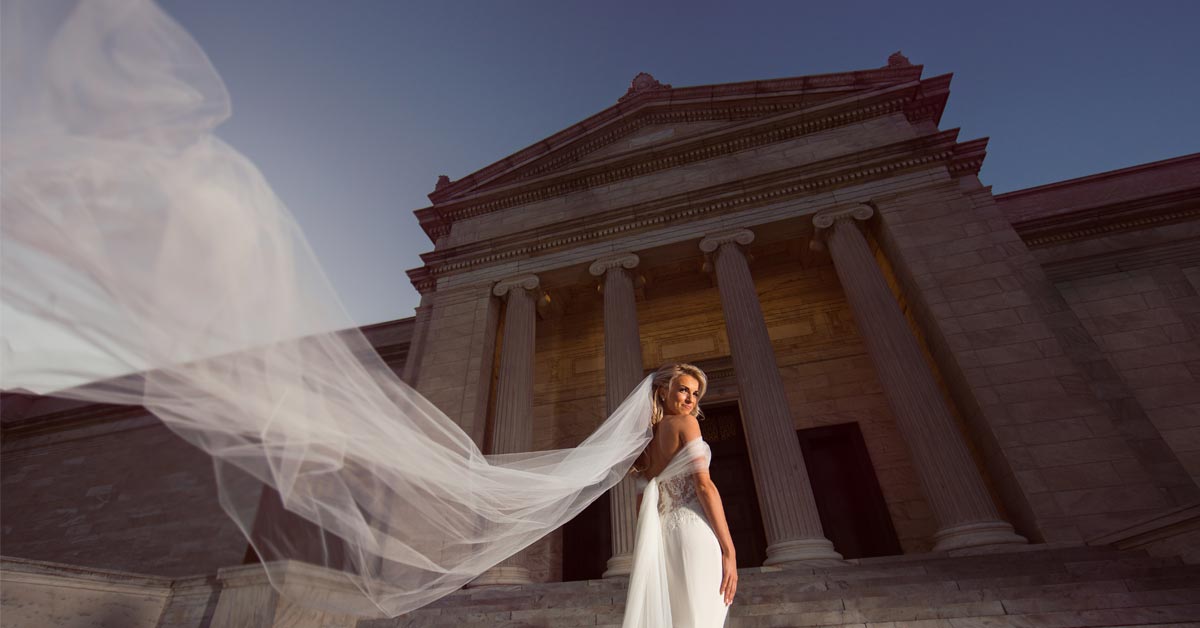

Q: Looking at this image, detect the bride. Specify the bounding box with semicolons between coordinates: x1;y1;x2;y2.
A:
623;364;737;627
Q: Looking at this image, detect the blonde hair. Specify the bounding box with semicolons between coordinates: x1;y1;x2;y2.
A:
649;363;707;427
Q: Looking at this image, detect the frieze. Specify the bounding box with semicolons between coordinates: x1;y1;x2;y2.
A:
410;131;967;289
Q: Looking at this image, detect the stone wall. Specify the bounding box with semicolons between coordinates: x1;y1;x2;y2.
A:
873;173;1196;548
1057;268;1200;484
1;411;249;578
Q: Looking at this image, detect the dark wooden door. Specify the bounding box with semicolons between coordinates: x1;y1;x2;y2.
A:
797;422;902;559
700;403;768;568
562;490;610;581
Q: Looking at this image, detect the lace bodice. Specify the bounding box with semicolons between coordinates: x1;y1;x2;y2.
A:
644;438;711;531
658;473;707;531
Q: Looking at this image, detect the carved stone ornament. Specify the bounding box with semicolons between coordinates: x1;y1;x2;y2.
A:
619;72;672;102
888;51;912;67
492;274;540;298
434;174;452;191
588;253;640;277
699;228;755;254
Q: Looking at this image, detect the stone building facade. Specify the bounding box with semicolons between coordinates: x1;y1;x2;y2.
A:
3;57;1199;627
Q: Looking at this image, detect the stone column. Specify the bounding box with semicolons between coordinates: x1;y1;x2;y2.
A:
589;253;644;577
474;274;540;585
700;229;843;565
813;205;1026;551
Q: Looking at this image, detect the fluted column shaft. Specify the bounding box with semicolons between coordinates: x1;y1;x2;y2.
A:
589;254;644;577
701;229;842;565
492;287;537;456
817;206;1026;551
476;274;539;585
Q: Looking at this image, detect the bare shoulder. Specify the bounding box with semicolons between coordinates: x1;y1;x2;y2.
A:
667;413;702;445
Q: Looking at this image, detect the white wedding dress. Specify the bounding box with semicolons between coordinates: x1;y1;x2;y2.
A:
622;437;729;628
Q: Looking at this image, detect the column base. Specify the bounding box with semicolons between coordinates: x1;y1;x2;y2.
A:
932;520;1028;552
763;538;844;566
468;565;533;587
602;554;632;578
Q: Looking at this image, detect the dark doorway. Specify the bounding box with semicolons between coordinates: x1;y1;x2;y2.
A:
700;402;768;569
562;490;611;581
797;422;902;559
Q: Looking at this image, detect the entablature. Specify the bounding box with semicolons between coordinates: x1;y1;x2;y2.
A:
415;72;952;243
410;129;982;291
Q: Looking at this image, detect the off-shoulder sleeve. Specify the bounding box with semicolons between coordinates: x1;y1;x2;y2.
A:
680;437;711;474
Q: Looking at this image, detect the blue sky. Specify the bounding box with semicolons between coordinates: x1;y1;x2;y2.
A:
158;0;1200;326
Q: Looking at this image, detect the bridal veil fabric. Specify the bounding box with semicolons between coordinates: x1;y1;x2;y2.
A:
0;0;654;617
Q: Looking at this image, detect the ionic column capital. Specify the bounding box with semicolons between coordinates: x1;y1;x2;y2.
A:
813;204;874;230
492;274;540;298
588;252;640;277
699;228;755;254
811;205;874;250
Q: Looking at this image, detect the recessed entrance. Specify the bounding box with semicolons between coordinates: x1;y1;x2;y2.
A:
562;485;611;581
797;422;902;559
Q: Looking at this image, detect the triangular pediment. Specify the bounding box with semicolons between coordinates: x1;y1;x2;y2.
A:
424;59;944;212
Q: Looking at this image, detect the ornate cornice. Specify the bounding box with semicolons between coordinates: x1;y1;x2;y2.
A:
492;274;540;298
699;229;755;254
2;403;153;450
1011;189;1200;248
588;252;640;277
406;267;437;295
406;130;971;292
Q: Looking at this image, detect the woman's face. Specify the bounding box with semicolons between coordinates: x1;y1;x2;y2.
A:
661;374;700;417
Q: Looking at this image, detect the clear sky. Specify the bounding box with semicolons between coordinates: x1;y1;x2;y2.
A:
158;0;1200;326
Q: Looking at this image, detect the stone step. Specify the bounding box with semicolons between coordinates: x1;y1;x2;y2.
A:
362;546;1200;627
383;566;1200;620
720;588;1200;624
737;557;1195;593
947;603;1200;628
737;552;1182;586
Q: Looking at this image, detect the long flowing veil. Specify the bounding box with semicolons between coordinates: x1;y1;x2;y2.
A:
0;0;653;617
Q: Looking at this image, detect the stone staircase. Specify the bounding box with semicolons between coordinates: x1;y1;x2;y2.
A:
359;544;1200;628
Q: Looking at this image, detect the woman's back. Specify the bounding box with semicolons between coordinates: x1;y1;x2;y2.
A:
640;414;691;480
